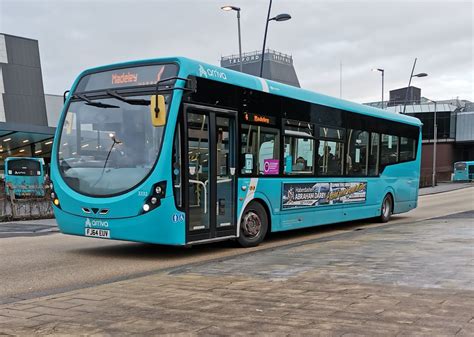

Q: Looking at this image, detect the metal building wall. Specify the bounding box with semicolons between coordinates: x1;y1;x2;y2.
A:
0;34;47;126
221;50;300;88
456;110;474;142
0;35;7;122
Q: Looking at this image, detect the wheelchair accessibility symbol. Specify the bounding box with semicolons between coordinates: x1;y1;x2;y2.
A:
172;213;185;223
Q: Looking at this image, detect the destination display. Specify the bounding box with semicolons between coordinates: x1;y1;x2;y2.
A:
243;113;276;125
75;63;179;92
282;182;367;209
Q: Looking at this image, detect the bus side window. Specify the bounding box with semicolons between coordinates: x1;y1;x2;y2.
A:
284;136;314;175
346;129;369;176
317;140;344;176
173;124;182;207
240;124;280;175
400;137;416;161
369;132;380;176
381;134;399;165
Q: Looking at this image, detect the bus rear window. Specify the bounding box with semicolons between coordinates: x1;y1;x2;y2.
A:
7;160;41;176
454;162;466;171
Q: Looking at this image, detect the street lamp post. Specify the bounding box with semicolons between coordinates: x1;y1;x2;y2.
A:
259;0;291;77
402;58;428;114
221;5;243;72
432;100;438;187
372;68;384;108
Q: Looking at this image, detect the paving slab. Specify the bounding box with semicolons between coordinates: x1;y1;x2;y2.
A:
0;218;57;238
0;211;473;335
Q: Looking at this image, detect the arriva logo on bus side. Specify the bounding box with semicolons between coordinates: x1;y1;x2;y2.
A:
85;218;109;228
198;64;227;80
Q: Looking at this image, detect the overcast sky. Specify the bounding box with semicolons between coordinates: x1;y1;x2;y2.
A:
1;0;472;103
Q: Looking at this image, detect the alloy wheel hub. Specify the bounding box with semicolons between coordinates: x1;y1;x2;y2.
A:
242;212;261;238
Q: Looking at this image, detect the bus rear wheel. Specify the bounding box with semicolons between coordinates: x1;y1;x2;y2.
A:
379;194;393;223
237;202;268;248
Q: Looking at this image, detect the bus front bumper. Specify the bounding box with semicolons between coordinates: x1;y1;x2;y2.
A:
53;198;186;246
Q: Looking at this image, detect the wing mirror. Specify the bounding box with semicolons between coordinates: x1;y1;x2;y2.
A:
150;95;166;127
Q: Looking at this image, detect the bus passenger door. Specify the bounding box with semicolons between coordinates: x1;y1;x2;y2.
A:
184;104;237;244
215;116;236;233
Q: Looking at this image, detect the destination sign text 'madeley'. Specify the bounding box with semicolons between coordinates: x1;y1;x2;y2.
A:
75;64;179;92
244;113;276;125
111;72;138;85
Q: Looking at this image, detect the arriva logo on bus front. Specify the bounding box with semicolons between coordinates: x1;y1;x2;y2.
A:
85;218;109;228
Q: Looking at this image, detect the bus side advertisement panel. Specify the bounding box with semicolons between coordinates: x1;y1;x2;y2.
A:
281;182;367;209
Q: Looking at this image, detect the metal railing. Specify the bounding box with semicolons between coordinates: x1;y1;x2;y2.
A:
364;100;458;113
0;183;53;220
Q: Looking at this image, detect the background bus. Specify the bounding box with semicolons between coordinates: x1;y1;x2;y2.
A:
453;161;474;181
5;157;45;198
51;57;421;247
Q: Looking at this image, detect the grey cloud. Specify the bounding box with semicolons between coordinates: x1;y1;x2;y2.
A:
1;0;472;103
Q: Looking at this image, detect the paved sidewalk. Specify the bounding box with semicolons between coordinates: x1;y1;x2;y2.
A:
0;218;57;238
419;181;473;195
0;211;473;336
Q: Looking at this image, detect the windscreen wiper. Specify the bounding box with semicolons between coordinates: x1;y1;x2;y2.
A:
91;134;122;188
106;90;150;106
75;94;119;108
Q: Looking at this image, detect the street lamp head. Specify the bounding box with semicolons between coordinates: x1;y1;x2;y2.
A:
221;5;240;11
372;68;384;73
270;13;291;22
413;72;428;78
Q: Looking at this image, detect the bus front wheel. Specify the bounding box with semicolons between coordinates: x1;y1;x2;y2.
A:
379;194;393;223
237;202;268;248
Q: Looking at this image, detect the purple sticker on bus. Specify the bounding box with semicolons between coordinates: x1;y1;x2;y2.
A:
263;159;279;175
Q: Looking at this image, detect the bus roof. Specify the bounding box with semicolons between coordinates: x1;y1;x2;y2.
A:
455;161;474;165
5;157;42;162
75;56;422;127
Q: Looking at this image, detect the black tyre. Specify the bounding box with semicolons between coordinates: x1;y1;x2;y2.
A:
379;194;393;223
237;202;268;248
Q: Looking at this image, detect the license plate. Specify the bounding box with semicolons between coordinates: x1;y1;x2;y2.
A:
85;228;110;238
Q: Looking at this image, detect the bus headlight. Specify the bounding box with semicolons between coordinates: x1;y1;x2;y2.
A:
50;181;61;209
141;181;167;214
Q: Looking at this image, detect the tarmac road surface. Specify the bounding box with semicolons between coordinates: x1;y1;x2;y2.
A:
1;186;473;303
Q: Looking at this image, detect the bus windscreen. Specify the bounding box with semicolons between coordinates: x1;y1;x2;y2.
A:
7;159;41;176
